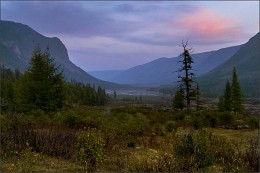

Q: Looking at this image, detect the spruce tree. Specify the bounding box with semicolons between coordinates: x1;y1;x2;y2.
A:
218;68;244;113
177;41;195;112
223;80;232;111
195;82;201;111
20;47;64;112
218;96;225;112
231;67;244;113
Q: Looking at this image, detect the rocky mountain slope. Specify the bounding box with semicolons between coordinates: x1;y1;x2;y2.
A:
0;20;124;89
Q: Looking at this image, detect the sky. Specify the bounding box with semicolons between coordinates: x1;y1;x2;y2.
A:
1;1;259;71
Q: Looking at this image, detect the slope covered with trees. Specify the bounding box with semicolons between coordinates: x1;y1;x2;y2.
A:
0;20;123;89
0;48;108;112
199;32;260;97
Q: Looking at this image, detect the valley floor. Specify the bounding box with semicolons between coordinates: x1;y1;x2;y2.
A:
1;96;259;172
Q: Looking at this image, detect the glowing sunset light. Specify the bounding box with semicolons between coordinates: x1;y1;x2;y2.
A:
1;1;258;71
175;8;241;40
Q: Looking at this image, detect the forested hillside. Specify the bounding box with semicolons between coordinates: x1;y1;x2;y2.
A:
199;32;260;97
0;20;124;89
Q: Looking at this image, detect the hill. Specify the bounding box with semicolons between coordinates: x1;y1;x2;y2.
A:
0;20;124;89
90;45;242;87
199;32;260;97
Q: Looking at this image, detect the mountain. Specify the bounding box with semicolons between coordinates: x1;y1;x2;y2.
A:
0;20;124;89
90;45;242;86
199;32;260;97
89;70;124;82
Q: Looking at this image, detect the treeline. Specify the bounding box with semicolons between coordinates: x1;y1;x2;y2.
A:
0;47;108;113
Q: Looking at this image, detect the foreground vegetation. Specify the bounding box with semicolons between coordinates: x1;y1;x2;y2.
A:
1;103;259;172
1;47;259;172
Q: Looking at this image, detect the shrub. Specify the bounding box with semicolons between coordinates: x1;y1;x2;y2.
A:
22;126;76;159
174;132;216;171
75;128;104;172
154;124;165;136
128;152;176;172
246;116;259;128
208;114;218;128
127;113;149;136
219;112;235;125
55;110;85;128
172;111;185;121
243;138;259;172
165;121;177;132
194;134;215;169
192;116;203;130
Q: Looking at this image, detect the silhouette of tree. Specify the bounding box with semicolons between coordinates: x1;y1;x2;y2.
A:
177;41;196;112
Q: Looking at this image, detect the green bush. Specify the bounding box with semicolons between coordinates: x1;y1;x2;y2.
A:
172;111;185;121
54;110;85;128
75;128;104;172
207;114;218;128
174;132;216;171
194;134;215;169
246;116;259;128
219;112;235;125
165;121;177;132
154;124;165;136
192;116;203;130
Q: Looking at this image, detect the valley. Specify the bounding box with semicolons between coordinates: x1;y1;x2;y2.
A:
0;6;259;172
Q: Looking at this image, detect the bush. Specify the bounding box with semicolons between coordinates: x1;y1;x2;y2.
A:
22;126;76;159
192;116;203;130
128;152;175;172
165;121;177;132
54;110;85;128
246;116;259;128
208;114;218;128
75;128;104;172
194;134;215;169
219;112;235;125
243;138;259;172
154;124;165;136
172;111;185;121
174;132;215;171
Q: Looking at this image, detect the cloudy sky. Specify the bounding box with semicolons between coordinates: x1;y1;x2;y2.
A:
1;1;259;71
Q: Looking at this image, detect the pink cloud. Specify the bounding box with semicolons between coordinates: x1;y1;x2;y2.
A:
174;8;242;41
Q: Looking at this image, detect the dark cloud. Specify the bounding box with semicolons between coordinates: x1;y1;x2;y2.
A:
114;3;158;13
1;1;257;70
2;1;139;37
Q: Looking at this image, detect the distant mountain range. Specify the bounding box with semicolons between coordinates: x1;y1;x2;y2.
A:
89;45;242;86
90;33;259;97
1;20;258;96
0;20;127;89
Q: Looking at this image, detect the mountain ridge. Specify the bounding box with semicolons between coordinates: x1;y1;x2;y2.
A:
90;45;242;86
0;20;127;89
199;32;260;97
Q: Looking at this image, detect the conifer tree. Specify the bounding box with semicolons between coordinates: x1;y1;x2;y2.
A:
195;82;201;111
223;80;232;111
231;67;244;113
218;67;244;113
173;89;185;110
177;41;195;112
218;96;225;112
20;47;64;112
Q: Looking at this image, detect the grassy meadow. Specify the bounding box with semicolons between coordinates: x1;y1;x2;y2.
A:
0;95;259;172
